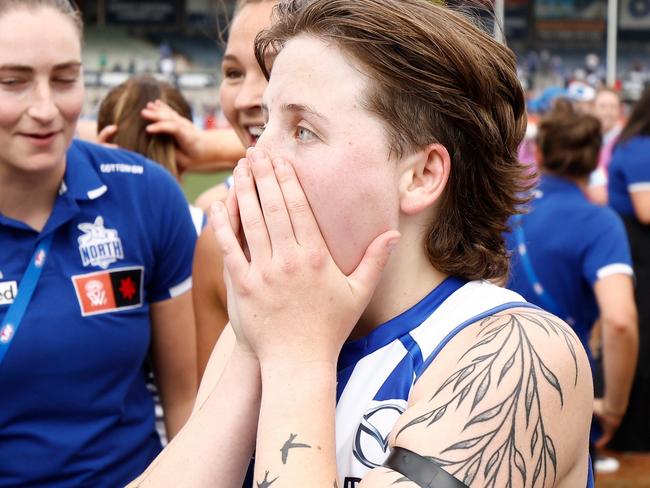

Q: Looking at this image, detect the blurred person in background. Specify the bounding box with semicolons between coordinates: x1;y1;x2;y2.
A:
607;85;650;452
0;1;197;485
96;74;208;445
506;100;638;454
97;74;206;234
587;88;624;205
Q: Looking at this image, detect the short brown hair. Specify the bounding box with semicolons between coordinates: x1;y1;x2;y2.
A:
537;99;602;178
255;0;529;281
97;75;193;179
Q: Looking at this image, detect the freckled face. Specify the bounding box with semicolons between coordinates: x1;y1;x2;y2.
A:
219;1;276;148
0;7;83;179
256;36;402;274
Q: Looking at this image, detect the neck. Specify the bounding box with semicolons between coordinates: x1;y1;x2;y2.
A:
351;226;448;340
0;163;65;232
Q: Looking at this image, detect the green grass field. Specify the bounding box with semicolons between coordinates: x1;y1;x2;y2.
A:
181;171;231;204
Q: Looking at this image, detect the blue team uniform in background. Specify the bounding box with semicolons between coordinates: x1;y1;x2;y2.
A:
606;136;650;451
609;136;650;218
506;174;633;352
506;174;632;462
0;140;196;487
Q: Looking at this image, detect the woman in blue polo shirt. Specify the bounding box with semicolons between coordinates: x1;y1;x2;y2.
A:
506;100;638;450
0;1;197;486
607;86;650;451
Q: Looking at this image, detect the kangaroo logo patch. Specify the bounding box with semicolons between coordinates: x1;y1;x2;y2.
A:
77;216;124;269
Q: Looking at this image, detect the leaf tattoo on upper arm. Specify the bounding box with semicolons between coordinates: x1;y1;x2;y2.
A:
395;311;580;487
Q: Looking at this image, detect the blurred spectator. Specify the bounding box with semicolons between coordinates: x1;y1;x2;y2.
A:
588;88;624;205
97;74;206;233
507;99;638;454
607;86;650;452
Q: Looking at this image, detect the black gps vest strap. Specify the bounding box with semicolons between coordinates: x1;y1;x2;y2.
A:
383;447;469;488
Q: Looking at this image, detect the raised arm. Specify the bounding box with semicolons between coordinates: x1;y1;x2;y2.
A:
211;148;399;487
128;342;260;487
141;100;245;170
129;184;259;487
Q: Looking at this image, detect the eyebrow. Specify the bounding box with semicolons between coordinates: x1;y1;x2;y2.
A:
262;102;328;122
222;54;239;63
0;61;82;72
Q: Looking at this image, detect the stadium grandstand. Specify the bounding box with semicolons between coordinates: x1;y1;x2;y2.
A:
75;0;650;121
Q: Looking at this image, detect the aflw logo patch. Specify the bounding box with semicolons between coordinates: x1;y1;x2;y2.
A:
77;216;124;269
72;266;143;317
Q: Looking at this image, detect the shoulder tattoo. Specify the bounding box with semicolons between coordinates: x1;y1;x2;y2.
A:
396;311;581;487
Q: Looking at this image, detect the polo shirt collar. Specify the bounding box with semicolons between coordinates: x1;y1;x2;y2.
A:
0;148;108;234
59;149;107;202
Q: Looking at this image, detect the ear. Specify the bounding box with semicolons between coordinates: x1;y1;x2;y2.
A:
399;143;451;215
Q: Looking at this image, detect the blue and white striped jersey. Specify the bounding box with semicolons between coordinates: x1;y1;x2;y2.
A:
335;277;533;483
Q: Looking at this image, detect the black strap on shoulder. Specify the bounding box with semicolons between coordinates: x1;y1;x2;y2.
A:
383;447;469;488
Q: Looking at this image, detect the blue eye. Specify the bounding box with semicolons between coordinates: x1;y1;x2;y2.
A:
296;126;316;142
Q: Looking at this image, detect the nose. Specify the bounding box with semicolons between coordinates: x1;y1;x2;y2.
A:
255;120;275;154
27;80;58;123
234;72;266;112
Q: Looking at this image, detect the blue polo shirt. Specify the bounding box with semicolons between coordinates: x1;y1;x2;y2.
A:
0;140;196;487
608;136;650;218
506;175;633;349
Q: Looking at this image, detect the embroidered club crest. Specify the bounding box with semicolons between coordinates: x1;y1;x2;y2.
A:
77;216;124;269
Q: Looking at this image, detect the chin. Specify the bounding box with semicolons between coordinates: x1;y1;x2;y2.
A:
20;152;66;174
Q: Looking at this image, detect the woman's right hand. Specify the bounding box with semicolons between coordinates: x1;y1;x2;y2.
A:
142;99;206;169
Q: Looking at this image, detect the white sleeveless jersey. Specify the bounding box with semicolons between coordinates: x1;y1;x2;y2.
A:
335;278;533;487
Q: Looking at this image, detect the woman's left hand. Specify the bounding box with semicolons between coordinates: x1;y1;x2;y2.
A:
210;147;399;366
